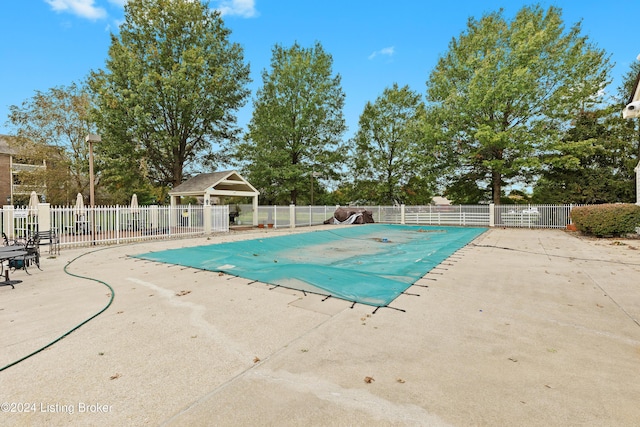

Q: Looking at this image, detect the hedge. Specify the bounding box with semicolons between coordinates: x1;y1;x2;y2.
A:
571;204;640;237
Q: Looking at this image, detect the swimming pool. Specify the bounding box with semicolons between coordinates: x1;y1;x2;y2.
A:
133;224;486;307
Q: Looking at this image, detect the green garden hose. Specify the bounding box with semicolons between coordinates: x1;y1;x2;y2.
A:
0;248;114;372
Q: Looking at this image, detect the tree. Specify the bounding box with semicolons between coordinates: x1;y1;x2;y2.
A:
7;82;95;205
89;0;250;196
350;83;433;204
235;42;346;205
618;60;640;161
533;108;635;203
426;5;611;204
533;58;640;204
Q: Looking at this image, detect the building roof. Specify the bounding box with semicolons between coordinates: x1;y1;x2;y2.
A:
623;70;640;118
0;135;18;156
432;196;452;206
169;170;259;197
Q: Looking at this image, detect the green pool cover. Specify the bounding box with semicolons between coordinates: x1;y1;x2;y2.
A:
134;224;486;307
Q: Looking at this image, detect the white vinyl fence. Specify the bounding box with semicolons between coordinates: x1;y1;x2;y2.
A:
235;203;578;229
1;204;229;249
0;202;581;250
492;204;575;228
374;205;490;226
235;204;337;228
4;206;39;240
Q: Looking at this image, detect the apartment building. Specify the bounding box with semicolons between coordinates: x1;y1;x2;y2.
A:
0;135;46;205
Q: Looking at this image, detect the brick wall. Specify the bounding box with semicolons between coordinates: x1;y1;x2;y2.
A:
0;154;11;203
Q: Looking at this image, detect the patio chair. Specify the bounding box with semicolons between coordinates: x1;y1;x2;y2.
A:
2;232;21;246
9;235;41;274
35;230;60;255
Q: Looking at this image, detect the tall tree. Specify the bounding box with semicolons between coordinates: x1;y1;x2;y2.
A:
426;5;611;204
533;108;635;203
533;59;640;204
618;60;640;161
7;82;94;205
89;0;250;195
351;83;432;204
235;42;346;205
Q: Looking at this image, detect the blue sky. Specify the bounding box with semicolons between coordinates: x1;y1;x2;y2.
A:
1;0;638;140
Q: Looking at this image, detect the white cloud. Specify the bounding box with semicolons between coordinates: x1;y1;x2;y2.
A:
216;0;257;18
45;0;107;19
368;46;395;60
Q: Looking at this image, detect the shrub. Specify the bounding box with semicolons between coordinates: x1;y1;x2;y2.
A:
570;204;640;237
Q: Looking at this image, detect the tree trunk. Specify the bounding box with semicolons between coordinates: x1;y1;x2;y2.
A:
492;170;501;204
172;164;183;188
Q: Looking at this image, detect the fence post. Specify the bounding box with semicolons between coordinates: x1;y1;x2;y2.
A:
252;197;259;226
568;204;573;227
489;203;495;227
3;205;14;239
203;203;212;234
150;205;159;233
270;205;276;228
37;203;51;232
115;205;120;244
635;161;640;205
289;204;295;229
400;204;405;224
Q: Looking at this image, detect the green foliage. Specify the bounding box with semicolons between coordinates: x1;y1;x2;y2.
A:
351;83;434;204
533;109;636;204
235;42;346;204
618;60;640;106
402;175;437;205
613;59;640;186
571;204;640;237
89;0;250;190
426;4;612;204
7;82;94;204
443;173;489;204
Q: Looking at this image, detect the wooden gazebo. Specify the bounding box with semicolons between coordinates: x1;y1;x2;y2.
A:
169;171;259;225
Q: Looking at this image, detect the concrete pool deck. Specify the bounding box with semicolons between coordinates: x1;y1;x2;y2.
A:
1;226;640;426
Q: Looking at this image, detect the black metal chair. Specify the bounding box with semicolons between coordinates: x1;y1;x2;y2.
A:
9;235;41;274
2;232;21;246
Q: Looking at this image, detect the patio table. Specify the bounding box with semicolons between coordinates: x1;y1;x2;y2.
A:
0;245;28;289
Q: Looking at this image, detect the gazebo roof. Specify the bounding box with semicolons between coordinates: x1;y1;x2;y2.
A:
169;170;259;198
